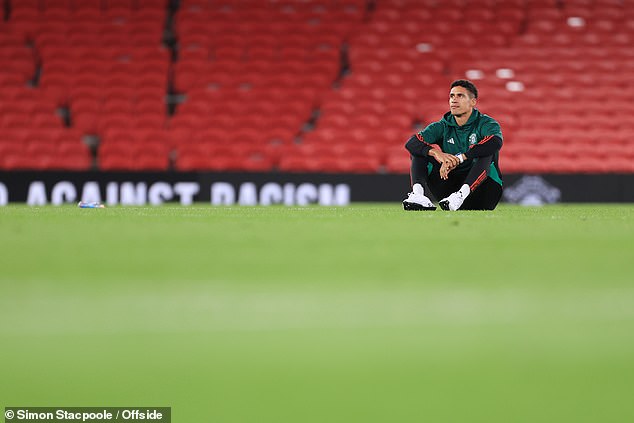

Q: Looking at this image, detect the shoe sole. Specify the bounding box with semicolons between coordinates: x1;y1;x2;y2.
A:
439;200;451;211
403;201;436;211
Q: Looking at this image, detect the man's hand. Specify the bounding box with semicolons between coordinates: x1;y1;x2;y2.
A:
439;161;456;180
429;150;460;180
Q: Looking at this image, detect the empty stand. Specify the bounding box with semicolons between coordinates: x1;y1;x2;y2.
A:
2;0;634;174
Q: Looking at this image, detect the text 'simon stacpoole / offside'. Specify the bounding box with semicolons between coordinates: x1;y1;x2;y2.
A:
4;407;171;422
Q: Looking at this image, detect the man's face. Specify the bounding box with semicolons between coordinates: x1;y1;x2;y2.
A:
449;86;477;117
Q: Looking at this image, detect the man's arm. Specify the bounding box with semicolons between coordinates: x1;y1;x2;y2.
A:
405;121;445;157
445;135;502;180
405;124;460;167
463;135;503;160
406;134;460;182
460;118;503;161
404;132;435;157
405;122;460;180
429;148;461;167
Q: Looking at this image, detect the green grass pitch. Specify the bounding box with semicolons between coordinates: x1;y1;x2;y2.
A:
1;204;633;422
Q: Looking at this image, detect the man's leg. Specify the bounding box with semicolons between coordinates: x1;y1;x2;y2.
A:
409;155;430;187
439;155;496;211
463;155;495;194
403;155;437;211
424;160;464;202
461;178;502;210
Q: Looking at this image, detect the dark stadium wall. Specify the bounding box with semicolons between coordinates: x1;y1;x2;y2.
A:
0;172;633;206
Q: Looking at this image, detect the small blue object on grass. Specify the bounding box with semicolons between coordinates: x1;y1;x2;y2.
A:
77;201;105;208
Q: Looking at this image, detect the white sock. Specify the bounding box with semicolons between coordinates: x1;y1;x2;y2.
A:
412;183;424;195
458;184;471;198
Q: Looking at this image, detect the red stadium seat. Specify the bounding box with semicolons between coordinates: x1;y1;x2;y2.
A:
137;0;168;9
277;155;335;173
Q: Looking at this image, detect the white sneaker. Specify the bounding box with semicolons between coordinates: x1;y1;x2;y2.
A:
403;184;436;211
439;184;470;211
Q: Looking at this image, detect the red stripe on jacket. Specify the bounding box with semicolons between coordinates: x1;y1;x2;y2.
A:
416;133;441;150
469;135;494;149
416;133;433;146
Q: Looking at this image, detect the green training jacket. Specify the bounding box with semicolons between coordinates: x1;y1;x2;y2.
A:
417;109;503;186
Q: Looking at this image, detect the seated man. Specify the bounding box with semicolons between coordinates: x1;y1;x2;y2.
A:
403;79;503;211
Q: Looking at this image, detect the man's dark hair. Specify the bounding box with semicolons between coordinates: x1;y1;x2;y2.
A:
451;79;478;99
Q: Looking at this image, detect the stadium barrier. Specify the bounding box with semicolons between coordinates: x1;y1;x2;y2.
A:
0;172;633;206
